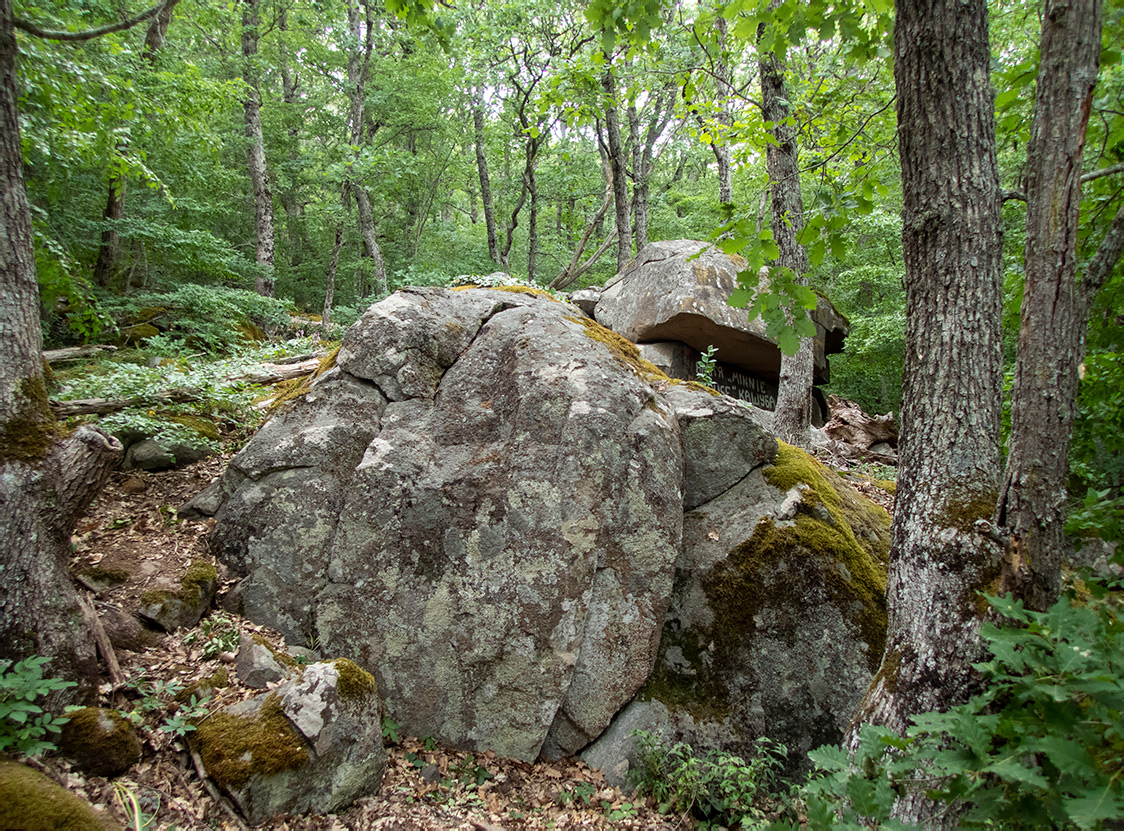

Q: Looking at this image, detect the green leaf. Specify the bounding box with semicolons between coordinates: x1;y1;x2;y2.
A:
777;329;800;356
728;287;755;308
1063;788;1124;829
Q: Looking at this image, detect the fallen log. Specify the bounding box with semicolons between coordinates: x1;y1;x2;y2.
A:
51;357;324;418
44;345;118;363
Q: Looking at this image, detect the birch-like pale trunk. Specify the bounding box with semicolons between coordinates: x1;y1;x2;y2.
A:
242;0;275;297
759;26;814;449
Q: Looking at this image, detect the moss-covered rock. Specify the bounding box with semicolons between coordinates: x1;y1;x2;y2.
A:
589;440;891;782
192;661;387;823
193;694;310;791
175;667;229;704
58;707;142;777
138;560;217;632
0;760;124;830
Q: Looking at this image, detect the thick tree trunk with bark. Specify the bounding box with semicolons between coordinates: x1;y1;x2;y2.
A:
852;0;1004;824
998;0;1103;612
277;7;309;270
474;104;500;265
242;0;275;298
759;36;814;450
1;0;122;699
602;66;631;274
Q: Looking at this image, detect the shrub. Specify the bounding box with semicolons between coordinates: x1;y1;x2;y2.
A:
631;731;788;828
0;657;76;757
794;560;1124;830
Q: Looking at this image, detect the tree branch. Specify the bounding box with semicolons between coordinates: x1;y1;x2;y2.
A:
1081;161;1124;185
14;1;167;42
1079;200;1124;313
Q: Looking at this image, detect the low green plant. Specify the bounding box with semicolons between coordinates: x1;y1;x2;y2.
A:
159;695;209;739
793;564;1124;830
696;344;719;387
382;716;401;745
0;656;76;756
183;613;239;660
558;780;596;808
631;731;787;828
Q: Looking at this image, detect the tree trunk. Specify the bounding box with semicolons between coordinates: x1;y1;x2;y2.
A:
242;0;275;298
474;104;500;265
527;152;539;281
346;0;386;297
91;0;181;291
0;0;122;699
602;66;631;274
997;0;1103;612
322;224;344;326
712;14;733;205
277;7;308;270
759;25;814;450
91;177;125;289
851;0;1004;824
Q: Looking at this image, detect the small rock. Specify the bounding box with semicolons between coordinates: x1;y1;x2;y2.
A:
121;476;148;494
235;635;293;689
137;560;217;631
58;708;142;778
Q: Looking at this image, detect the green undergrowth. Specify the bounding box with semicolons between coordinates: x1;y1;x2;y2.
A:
52;335;329;458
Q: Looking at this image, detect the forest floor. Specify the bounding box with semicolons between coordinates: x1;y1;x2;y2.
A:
47;451;691;831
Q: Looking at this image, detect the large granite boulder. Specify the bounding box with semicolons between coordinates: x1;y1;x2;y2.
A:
594;240;848;384
190;287;700;761
585;442;891;783
189;285;885;777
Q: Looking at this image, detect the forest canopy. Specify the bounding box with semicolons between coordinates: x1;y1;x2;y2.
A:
11;0;1124;511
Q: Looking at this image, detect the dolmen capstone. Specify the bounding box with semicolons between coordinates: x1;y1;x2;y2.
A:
186;285;889;784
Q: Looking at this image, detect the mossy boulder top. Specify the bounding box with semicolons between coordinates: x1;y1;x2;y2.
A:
188;286;882;771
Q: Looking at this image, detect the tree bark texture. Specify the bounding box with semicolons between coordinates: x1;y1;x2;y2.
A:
346;0;386;297
1;0;122;698
473;104;500;264
277;7;308;270
602;66;631;274
759;35;814;450
242;0;275;298
998;0;1102;612
852;0;1004;824
712;14;733;205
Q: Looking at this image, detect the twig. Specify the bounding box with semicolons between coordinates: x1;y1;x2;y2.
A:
77;591;126;689
188;744;250;831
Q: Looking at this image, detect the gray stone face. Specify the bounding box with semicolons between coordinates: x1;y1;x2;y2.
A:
585;449;891;781
661;384;777;510
202;288;684;762
199;285;884;777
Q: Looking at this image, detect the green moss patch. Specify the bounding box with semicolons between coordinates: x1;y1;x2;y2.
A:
453;284;560;302
59;707;142;777
333;658;377;700
564;315;671;385
165;414;220;441
193;694;309;790
0;376;64;464
643;443;892;717
0;760;119;831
